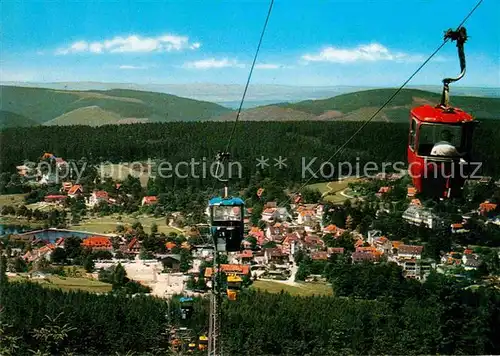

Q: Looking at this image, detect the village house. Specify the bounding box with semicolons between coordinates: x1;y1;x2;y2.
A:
356;246;383;258
462;254;482;270
81;236;113;252
261;207;291;223
376;186;392;198
400;259;434;280
311;251;328;261
327;247;345;256
266;223;287;239
397;245;424;260
402;205;441;229
23;243;55;262
315;204;324;222
297;209;316;225
440;251;463;266
87;190;109;207
204;264;251;280
122;237;141;255
44;195;67;204
160;254;181;272
248;227;266;246
61;182;73;193
410;198;422;206
302;235;325;252
67;184;83;198
479;201;497;217
236;249;253;264
451;223;469;234
269;234;285;244
351;251;379;263
264;248;289;265
373;236;392;255
367;230;383;244
323;224;346;238
407;187;417;198
281;233;300;256
142;196;158;206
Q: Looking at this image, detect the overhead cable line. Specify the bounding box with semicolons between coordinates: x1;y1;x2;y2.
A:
211;0;275;193
281;0;483;207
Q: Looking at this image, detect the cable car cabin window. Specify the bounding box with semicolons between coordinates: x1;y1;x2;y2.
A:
409;118;417;150
212;206;242;222
417;123;464;157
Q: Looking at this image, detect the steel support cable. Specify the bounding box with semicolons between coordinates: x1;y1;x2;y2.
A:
279;0;483;209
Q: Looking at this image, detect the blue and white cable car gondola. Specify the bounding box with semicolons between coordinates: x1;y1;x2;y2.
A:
179;297;194;320
208;196;245;252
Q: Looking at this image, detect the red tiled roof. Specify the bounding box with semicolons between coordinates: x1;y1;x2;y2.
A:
451;223;463;228
356;246;378;253
480;202;497;212
398;245;424;255
327;247;344;254
45;195;67;200
299;210;315;217
392;241;404;249
464;249;473;255
324;224;338;232
205;264;250;278
165;242;177;250
237;250;253;258
311;251;328;260
263;208;276;214
411;199;422;206
94;191;109;199
81;236;112;248
351;251;378;262
68;184;83;195
128;237;138;250
375;236;389;244
143;196;158;204
378;186;391;194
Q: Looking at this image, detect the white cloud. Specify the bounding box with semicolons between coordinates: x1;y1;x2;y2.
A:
255;63;280;69
190;42;201;50
302;43;424;63
118;65;148;70
255;63;294;69
56;34;200;55
183;58;245;69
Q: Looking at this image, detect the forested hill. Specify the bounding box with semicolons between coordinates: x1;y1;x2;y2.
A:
0;85;231;127
1;85;499;128
264;88;500;122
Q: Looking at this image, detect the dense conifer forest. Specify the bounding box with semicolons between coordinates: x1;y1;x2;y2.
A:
2;267;500;355
2;119;500;180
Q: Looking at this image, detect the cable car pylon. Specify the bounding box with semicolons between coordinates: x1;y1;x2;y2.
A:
206;0;274;353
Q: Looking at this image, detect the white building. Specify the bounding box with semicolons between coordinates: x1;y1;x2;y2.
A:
87;190;109;207
402;205;441;229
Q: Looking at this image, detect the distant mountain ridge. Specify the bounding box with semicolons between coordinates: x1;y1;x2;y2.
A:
215;88;500;122
2;81;499;108
0;85;499;128
0;85;231;127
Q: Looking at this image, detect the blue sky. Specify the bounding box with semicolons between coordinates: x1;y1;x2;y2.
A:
1;0;499;87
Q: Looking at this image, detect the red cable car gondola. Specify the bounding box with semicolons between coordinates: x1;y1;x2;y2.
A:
408;27;478;199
